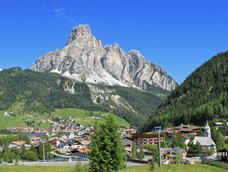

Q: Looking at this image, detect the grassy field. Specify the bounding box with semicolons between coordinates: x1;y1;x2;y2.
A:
0;107;129;131
55;108;129;126
0;164;226;172
38;122;51;130
0;111;27;130
0;166;73;172
121;164;227;172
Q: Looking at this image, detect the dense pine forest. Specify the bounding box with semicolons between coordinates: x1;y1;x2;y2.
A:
0;68;166;127
141;51;228;132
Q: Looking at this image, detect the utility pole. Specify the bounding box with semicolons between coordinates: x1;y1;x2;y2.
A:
155;126;161;167
41;139;46;162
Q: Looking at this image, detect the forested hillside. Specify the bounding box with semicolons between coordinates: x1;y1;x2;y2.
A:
0;68;166;127
141;51;228;132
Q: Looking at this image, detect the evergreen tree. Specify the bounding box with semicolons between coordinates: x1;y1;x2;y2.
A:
141;51;228;132
161;135;169;148
0;67;164;127
30;145;38;160
21;144;26;159
2;146;13;163
37;137;51;160
89;116;125;172
149;159;155;171
23;150;38;161
137;148;144;160
38;143;44;160
131;142;137;159
15;155;19;164
172;133;186;149
175;152;183;164
188;141;202;156
74;161;89;172
216;132;226;150
211;127;218;143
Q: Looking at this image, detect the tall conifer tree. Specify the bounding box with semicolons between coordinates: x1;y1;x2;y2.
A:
89;116;125;172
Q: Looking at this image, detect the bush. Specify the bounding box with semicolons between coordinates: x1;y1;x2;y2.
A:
73;161;89;172
149;160;155;171
23;150;38;161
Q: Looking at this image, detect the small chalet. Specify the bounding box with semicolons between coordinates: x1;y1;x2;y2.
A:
70;140;83;149
49;138;59;150
181;134;191;146
132;133;163;148
163;124;201;136
75;148;91;154
9;141;26;149
220;148;228;162
30;136;41;145
121;135;132;157
71;148;91;160
214;122;224;129
161;147;187;164
57;141;70;154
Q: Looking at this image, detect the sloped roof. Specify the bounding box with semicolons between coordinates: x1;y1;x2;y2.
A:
193;136;215;146
204;121;210;129
163;124;201;134
30;136;41;142
76;148;91;153
24;133;46;138
132;133;162;138
181;134;190;139
11;141;25;146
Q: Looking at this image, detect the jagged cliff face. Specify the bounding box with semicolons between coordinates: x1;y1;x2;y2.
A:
31;24;178;90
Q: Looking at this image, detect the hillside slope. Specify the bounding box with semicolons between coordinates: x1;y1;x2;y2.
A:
0;68;166;127
141;51;228;132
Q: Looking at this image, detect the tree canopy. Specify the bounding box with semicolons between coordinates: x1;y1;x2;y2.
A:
89;116;125;172
141;51;228;132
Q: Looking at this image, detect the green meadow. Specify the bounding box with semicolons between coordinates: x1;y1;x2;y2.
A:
0;164;226;172
55;108;129;126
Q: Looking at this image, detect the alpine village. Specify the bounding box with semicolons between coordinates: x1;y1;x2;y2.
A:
1;15;228;172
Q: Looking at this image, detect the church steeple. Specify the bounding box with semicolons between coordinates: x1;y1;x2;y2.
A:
69;130;75;139
203;120;211;138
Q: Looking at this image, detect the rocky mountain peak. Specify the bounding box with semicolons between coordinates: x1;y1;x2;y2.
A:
127;50;145;62
32;24;178;91
66;24;92;45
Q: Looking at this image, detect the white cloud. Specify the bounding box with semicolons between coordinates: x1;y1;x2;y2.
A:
41;2;77;25
52;7;76;25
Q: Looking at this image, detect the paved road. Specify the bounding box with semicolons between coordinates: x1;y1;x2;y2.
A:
18;161;146;167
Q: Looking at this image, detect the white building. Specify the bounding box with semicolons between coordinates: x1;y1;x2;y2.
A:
203;121;211;138
69;131;75;139
193;121;216;152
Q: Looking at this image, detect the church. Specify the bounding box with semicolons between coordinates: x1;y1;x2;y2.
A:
193;121;216;152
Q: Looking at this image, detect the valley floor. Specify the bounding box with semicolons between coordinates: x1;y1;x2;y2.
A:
0;164;226;172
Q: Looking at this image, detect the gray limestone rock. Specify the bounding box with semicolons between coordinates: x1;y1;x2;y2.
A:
31;24;178;90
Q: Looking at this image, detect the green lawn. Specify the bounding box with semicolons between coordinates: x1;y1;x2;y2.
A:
0;111;27;130
121;164;227;172
37;122;51;130
0;107;129;131
0;166;73;172
0;164;226;172
55;108;129;126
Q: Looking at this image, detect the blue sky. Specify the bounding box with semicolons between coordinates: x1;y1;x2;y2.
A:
0;0;228;83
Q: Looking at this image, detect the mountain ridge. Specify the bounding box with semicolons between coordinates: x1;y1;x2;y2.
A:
31;24;178;91
0;67;167;127
140;50;228;132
